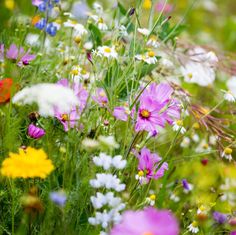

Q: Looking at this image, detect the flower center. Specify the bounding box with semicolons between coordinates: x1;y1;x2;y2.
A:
188;73;193;79
61;114;69;121
81;69;87;75
104;47;111;53
224;147;232;155
98;18;104;23
148;51;155;57
143;232;154;235
149;194;156;200
176;120;183;126
140;109;150;118
138;170;144;177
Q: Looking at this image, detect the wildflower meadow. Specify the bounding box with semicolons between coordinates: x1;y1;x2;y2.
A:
0;0;236;234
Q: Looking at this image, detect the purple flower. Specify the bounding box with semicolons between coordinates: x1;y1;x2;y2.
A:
6;44;36;67
182;179;190;190
110;207;179;235
135;83;180;135
231;232;236;235
113;106;129;121
93;88;108;107
136;147;168;183
28;124;45;139
55;79;88;131
213;211;227;224
50;191;67;207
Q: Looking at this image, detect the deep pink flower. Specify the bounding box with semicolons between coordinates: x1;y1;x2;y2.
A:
230;232;236;235
110;207;179;235
93;88;108;107
55;79;88;131
6;44;36;67
28;124;45;139
156;1;173;14
136;147;168;183
135;83;180;134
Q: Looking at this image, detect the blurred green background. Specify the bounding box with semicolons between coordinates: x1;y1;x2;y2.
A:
0;0;236;52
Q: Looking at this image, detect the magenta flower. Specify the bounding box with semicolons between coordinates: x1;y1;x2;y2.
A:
28;124;45;139
93;88;108;107
110;207;179;235
136;147;168;183
135;83;180;135
55;79;88;131
6;44;36;67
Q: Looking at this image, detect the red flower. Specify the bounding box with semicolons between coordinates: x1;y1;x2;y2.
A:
0;78;14;103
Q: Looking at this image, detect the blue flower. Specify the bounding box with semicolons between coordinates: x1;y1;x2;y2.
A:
50;191;67;207
46;23;57;36
38;2;47;12
35;18;46;30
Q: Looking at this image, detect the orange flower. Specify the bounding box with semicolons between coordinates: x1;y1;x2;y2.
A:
32;15;40;26
0;78;14;103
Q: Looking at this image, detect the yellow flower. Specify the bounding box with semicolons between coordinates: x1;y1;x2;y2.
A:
1;147;54;179
5;0;15;10
143;0;152;9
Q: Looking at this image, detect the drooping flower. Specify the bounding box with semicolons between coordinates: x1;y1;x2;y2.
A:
110;207;179;235
135;83;180;135
135;147;168;183
1;147;54;179
12;83;79;117
28;124;45;139
50;191;67;207
0;78;14;103
6;44;36;67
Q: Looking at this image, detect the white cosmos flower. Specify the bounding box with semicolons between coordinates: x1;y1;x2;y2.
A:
181;47;218;87
12;83;79;117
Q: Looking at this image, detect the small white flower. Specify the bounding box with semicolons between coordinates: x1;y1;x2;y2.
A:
81;138;99;149
227;76;236;97
90;173;125;191
119;25;128;37
191;133;200;143
12;84;79;117
188;221;199;233
181;47;218;87
221;147;233;161
172;120;186;134
223;90;236;102
147;35;160;48
112;155;127;169
83;41;93;50
137;28;150;36
90;15;108;31
70;65;90;81
64;20;88;36
98;135;120;149
180;137;190;148
170;193;180;202
96;46;118;59
93;153;112;170
196;140;211;153
145;194;156;206
93;2;103;14
135;51;157;64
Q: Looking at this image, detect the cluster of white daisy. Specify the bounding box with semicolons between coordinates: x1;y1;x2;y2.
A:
89;152;126;234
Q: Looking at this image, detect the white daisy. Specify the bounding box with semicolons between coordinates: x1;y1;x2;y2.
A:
96;46;118;59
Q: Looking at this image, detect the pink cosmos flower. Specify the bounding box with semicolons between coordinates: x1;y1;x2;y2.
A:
28;124;45;139
32;0;43;7
156;1;173;14
55;79;88;131
6;44;36;67
93;88;108;107
113;106;128;121
110;207;179;235
135;83;180;135
136;147;168;183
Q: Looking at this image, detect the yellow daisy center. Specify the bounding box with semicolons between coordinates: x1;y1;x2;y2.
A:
149;194;156;200
104;47;111;53
140;109;150;118
176;120;183;126
148;51;155;57
138;170;144;177
224;147;232;155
